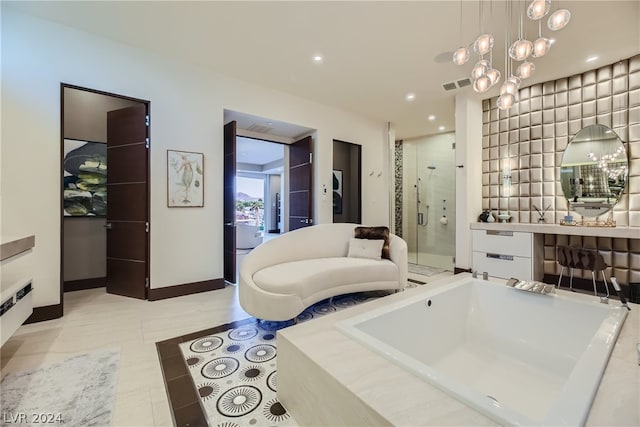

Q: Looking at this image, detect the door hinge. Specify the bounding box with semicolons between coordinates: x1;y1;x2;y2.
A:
145;115;150;126
145;138;150;149
452;142;456;150
145;222;149;233
145;277;149;288
309;152;313;164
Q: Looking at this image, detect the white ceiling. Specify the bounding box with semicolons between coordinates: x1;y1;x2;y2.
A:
7;1;640;139
237;136;284;167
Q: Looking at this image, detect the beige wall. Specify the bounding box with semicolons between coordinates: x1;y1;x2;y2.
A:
1;7;390;307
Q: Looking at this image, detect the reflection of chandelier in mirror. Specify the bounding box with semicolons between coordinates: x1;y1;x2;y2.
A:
452;0;571;110
588;146;627;179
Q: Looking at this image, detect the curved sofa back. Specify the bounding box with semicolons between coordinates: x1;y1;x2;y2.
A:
241;223;407;283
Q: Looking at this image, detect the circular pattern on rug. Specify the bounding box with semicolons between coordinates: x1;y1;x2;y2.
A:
296;311;313;322
334;297;357;308
228;326;259;341
262;398;290;423
197;382;220;400
261;332;275;341
223;343;244;354
190;336;223;353
239;364;266;382
312;304;336;315
354;293;373;302
244;344;276;363
266;370;277;392
185;354;203;367
201;357;240;379
217;422;240;427
216;385;262;417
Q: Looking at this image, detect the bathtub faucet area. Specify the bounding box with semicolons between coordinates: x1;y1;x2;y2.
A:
506;278;556;295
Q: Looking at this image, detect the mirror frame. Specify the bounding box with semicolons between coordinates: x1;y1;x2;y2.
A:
560;124;628;218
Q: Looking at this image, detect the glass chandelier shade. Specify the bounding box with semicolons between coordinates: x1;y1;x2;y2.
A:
527;0;551;20
486;68;501;87
501;76;521;96
532;37;551;58
472;60;490;80
548;9;571;31
509;39;534;61
451;0;571;111
453;47;471;65
473;75;492;93
497;93;515;110
473;34;494;56
516;61;535;79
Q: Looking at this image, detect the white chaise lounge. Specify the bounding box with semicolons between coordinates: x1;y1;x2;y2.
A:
239;223;408;321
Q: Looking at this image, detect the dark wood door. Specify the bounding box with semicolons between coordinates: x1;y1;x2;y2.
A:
106;104;148;299
289;136;313;231
223;121;237;283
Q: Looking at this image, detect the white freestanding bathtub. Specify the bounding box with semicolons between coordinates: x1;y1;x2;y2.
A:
337;277;628;426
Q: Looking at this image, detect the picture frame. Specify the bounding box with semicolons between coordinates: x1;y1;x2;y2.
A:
332;169;343;214
167;150;204;207
63;139;107;217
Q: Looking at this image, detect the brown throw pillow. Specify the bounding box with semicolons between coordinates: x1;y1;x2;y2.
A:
354;226;390;259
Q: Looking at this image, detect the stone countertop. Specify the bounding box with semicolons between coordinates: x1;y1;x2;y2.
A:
470;222;639;238
278;274;639;426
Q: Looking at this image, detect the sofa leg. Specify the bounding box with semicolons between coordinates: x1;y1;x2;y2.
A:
292;317;298;325
329;296;334;305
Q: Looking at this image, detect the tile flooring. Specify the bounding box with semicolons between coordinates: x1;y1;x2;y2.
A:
1;270;451;426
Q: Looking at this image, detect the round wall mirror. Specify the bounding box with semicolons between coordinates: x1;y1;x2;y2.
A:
560;124;628;218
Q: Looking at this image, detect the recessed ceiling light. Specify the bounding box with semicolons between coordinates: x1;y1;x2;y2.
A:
406;93;416;101
428;115;436;121
312;54;323;63
586;55;599;63
438;126;445;131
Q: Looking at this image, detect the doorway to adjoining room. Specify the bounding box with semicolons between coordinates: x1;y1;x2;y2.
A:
235;138;285;275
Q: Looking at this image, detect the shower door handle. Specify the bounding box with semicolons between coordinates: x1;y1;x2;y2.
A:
417;212;424;225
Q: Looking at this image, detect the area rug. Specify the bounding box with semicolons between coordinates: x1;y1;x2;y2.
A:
172;290;395;427
0;348;120;426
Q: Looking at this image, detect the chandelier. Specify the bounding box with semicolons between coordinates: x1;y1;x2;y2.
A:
453;0;571;110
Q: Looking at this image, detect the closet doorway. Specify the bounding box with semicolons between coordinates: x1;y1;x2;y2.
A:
61;84;150;303
332;140;362;224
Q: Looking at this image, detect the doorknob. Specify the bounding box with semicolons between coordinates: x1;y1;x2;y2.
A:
104;223;112;230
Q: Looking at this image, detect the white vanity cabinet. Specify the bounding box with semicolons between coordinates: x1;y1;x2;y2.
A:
472;229;543;281
1;235;35;347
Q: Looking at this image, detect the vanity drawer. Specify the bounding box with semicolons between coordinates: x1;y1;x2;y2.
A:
472;251;533;280
472;229;532;258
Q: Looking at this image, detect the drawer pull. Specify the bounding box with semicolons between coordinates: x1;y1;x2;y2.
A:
486;253;514;261
486;230;513;236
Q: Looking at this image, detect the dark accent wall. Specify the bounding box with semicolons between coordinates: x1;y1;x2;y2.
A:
332;140;361;224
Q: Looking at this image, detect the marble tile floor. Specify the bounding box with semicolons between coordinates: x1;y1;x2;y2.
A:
1;285;250;426
1;271;448;427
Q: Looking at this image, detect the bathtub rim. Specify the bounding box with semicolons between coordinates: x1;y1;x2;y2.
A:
335;276;628;426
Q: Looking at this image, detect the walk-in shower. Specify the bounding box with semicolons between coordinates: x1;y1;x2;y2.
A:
399;133;455;272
